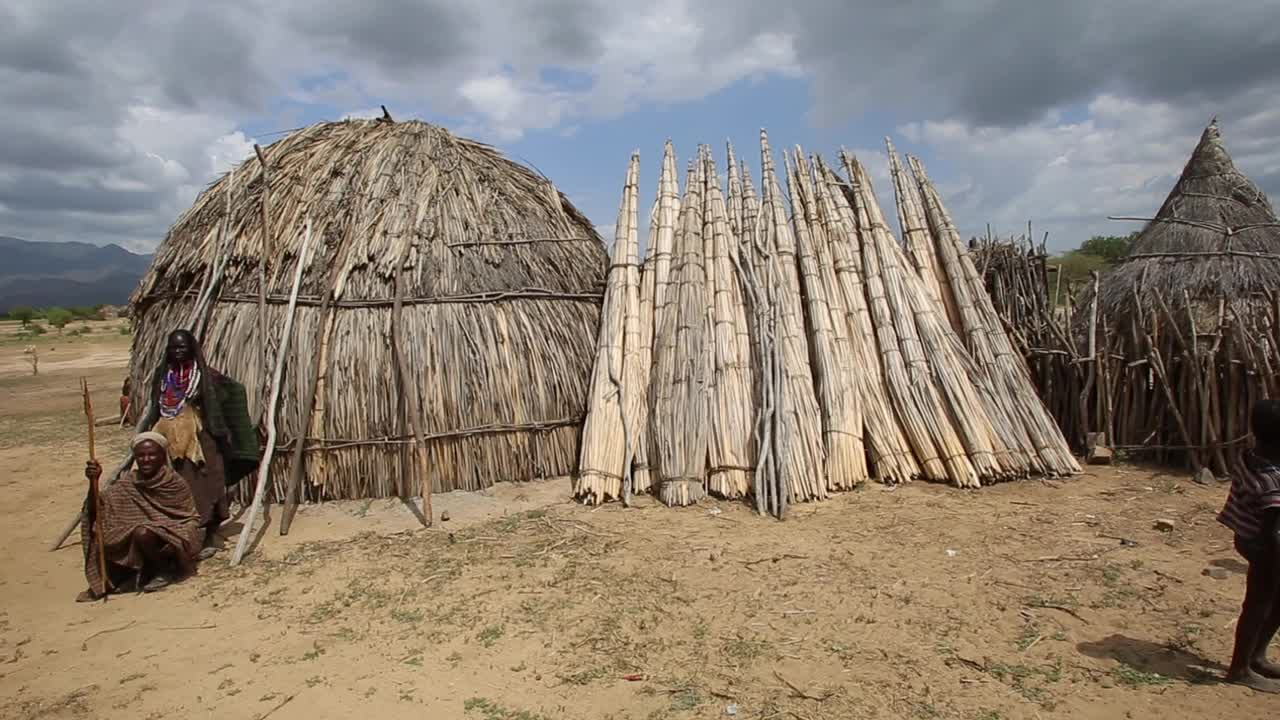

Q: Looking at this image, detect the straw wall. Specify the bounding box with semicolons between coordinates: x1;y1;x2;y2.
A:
128;119;607;502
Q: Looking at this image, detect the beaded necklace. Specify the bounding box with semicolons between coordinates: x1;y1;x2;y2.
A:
159;361;201;418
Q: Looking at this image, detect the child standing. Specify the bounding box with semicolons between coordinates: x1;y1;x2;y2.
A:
1219;399;1280;692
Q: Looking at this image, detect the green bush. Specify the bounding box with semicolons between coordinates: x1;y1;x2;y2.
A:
7;306;35;327
45;307;73;332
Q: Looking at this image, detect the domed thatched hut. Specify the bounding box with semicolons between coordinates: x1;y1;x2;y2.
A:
126;118;607;505
1083;119;1280;476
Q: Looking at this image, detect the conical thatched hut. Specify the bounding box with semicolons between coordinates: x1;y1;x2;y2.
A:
127;118;607;503
1100;119;1280;324
1081;119;1280;476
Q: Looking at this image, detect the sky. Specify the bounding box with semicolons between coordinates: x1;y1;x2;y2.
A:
2;0;1279;255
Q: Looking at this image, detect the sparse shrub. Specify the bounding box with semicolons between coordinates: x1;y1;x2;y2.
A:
8;306;35;327
45;307;73;332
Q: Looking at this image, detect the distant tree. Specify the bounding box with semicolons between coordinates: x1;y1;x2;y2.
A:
70;306;98;320
1051;251;1109;289
8;306;35;327
45;307;73;332
1077;233;1136;265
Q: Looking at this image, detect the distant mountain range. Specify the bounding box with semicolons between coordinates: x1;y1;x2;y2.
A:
0;236;153;312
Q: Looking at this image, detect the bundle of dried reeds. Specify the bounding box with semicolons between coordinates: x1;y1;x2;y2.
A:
907;155;1080;476
887;140;958;329
759;131;827;503
703;151;756;498
787;151;867;490
651;158;711;506
814;160;920;484
844;152;979;487
576;153;641;503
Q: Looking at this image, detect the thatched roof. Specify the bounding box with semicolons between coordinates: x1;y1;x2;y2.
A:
128;118;607;500
1099;119;1280;321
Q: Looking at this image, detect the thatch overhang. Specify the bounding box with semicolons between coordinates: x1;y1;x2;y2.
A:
127;118;608;500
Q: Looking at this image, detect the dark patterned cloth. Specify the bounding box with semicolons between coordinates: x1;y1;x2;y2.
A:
80;466;202;596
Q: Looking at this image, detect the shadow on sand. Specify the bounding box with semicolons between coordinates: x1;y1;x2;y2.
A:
1077;634;1224;684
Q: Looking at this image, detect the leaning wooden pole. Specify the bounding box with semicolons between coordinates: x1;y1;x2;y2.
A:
279;287;334;535
391;243;434;526
230;218;316;566
759;130;827;505
253;143;273;419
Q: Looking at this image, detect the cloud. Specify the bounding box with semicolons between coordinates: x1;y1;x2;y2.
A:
896;90;1280;248
1;0;1278;251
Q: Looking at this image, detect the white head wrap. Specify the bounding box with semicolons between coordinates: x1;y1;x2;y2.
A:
131;431;170;452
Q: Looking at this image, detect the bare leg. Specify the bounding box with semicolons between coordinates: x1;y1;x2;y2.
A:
1228;556;1280;692
1252;579;1280;678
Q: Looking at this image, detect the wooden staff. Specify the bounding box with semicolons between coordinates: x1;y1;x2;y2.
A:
231;217;315;566
81;378;110;598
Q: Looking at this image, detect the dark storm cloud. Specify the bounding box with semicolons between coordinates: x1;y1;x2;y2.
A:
0;174;168;214
772;1;1280;127
286;0;474;71
156;5;272;110
2;0;1279;249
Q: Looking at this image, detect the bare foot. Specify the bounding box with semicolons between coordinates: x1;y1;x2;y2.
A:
1226;669;1280;693
1253;659;1280;679
74;589;100;603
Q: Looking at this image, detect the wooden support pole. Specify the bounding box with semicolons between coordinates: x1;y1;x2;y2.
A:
279;288;334;536
254;144;273;419
230;218;315;566
390;244;433;527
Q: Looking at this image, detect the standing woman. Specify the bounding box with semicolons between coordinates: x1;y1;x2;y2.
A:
146;329;259;559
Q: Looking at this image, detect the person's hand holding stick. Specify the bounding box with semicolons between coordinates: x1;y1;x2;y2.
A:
81;378;110;599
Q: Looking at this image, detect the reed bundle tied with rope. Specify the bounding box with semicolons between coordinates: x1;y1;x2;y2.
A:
905;154;1078;476
574;129;1081;515
651;158;712;506
703;150;756;499
575;153;641;504
786;151;867;491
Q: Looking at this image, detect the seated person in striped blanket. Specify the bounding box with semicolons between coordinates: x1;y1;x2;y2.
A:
78;433;202;601
1219;399;1280;692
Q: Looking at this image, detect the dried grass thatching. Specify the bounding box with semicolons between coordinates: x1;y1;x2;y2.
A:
127;118;607;502
1099;119;1280;322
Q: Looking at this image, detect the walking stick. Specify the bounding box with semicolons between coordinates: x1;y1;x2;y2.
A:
81;378;111;599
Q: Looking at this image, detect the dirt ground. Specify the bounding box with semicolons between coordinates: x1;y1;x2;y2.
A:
0;329;1275;719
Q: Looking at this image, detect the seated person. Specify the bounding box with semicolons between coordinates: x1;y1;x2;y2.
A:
78;432;202;601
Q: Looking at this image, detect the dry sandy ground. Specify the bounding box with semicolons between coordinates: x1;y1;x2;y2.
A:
0;334;1276;719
